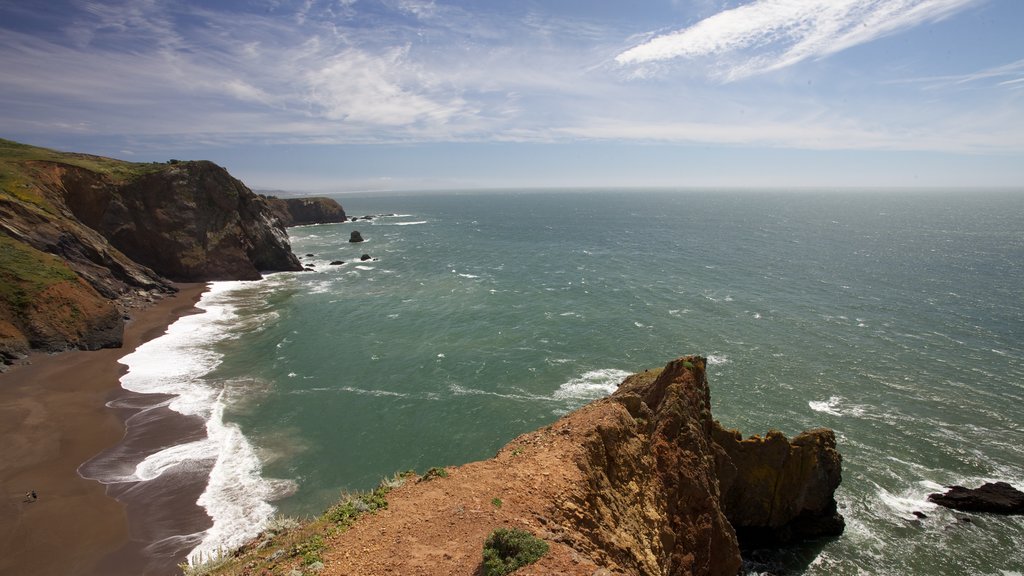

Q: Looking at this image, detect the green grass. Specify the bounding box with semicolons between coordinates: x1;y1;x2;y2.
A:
0;235;79;312
481;528;549;576
421;466;449;481
0;138;168;212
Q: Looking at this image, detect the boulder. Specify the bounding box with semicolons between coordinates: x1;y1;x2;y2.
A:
330;260;345;265
349;231;365;243
360;254;372;261
928;482;1024;514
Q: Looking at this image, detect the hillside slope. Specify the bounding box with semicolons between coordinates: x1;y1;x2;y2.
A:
0;139;316;362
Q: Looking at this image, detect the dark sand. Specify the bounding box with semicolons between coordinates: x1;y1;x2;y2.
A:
0;284;207;576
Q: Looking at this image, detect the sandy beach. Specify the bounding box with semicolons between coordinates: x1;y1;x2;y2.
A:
0;283;207;576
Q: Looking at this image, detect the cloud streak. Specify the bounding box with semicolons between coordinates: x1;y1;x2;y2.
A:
616;0;980;80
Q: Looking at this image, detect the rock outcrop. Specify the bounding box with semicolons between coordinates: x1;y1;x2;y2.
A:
349;230;364;243
228;356;842;576
0;139;312;355
69;161;302;281
713;426;844;546
928;482;1024;515
264;196;347;227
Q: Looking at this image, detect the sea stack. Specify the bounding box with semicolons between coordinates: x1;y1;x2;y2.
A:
349;230;365;243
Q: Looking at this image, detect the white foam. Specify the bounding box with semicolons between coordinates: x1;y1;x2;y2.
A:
336;386;411;398
389;220;427;226
707;354;729;366
355;265;375;270
809;396;843;415
553;368;632;401
808;395;868;417
134;439;218;482
115;281;291;564
189;396;296;563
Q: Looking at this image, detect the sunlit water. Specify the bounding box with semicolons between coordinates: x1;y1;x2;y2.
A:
115;190;1024;573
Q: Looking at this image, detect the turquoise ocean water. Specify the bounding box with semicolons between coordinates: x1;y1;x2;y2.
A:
111;190;1024;574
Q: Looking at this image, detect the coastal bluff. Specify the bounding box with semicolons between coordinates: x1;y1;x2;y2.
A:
0;138;343;362
209;356;843;576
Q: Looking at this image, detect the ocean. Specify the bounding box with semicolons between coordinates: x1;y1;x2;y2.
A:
86;190;1024;574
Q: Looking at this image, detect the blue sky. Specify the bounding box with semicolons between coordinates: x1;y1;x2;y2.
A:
1;0;1022;191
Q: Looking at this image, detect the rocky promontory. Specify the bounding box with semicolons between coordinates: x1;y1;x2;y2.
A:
264;196;348;227
209;356;843;576
0;139;341;361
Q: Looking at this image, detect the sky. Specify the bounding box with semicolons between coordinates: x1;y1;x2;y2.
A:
1;0;1022;192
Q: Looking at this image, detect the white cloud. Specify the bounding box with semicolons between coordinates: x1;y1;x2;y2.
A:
616;0;980;80
305;46;467;126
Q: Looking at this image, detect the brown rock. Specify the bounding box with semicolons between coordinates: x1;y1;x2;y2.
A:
76;161;302;281
264;196;347;227
712;424;844;546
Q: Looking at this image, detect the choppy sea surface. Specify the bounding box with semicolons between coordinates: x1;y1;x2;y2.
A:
101;190;1024;573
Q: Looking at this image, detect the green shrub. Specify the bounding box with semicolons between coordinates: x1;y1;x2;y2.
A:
323;484;390;527
421;466;449;481
482;528;549;576
293;534;325;565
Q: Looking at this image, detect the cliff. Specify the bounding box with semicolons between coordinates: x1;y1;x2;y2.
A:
264;196;347;227
206;356;843;576
0;139;308;361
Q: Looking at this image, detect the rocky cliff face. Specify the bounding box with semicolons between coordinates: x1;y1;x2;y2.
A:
215;356;843;576
264;196;347;227
0;139;306;359
66;161;302;281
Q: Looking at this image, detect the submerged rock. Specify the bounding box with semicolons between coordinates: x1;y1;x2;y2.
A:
928;482;1024;514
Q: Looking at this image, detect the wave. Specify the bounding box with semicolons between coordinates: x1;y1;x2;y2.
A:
110;281;290;565
553;368;632;402
808;395;867;417
707;354;729;366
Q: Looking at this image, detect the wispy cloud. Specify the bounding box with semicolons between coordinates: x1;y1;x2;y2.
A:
885;58;1024;89
0;0;1018;160
616;0;981;81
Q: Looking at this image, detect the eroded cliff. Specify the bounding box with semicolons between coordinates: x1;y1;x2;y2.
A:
207;356;843;576
264;196;348;227
0;139;307;360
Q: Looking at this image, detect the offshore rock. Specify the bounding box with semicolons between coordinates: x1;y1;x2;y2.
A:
349;230;365;243
271;355;843;576
928;482;1024;515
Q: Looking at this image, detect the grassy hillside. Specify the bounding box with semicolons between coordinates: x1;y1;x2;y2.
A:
0;138;165;212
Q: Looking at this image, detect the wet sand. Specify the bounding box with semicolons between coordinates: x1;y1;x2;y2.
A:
0;284;207;576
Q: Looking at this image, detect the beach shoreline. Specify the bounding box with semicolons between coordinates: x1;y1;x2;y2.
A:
0;283;207;576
